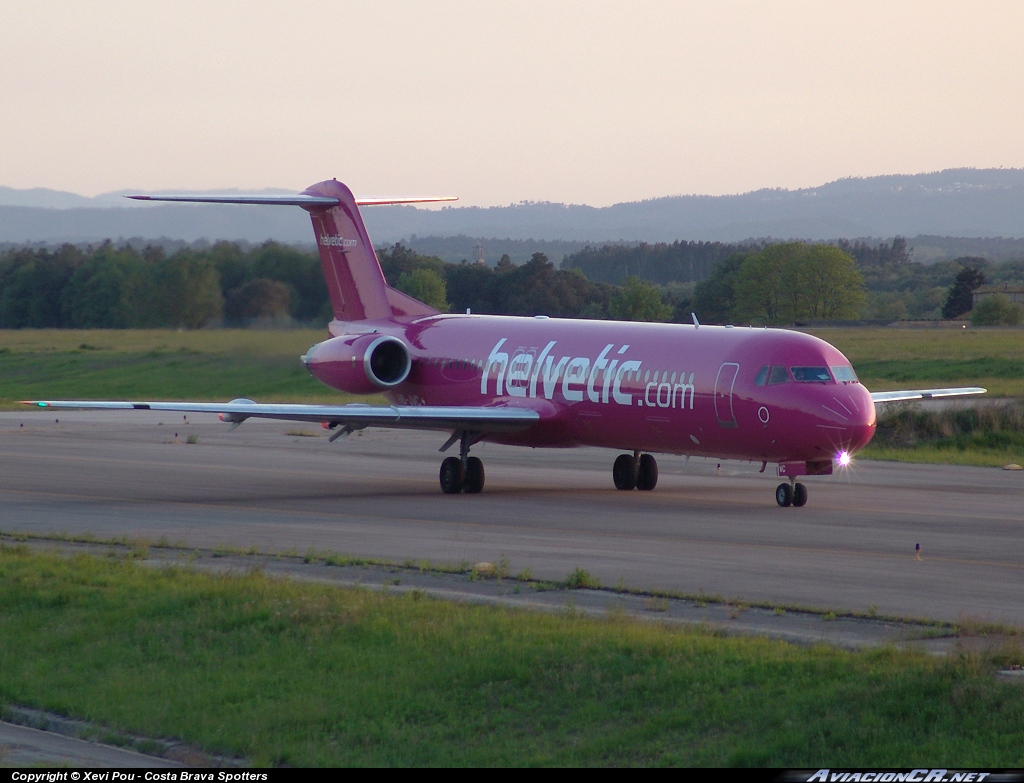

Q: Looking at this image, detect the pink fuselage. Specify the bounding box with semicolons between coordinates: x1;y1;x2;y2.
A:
307;315;876;464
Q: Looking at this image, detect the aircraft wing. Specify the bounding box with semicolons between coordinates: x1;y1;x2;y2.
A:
23;399;539;434
869;387;987;404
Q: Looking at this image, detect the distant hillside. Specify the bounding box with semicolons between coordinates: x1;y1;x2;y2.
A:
378;169;1024;243
3;168;1024;247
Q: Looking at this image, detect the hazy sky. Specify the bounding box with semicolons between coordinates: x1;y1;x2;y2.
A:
2;1;1023;206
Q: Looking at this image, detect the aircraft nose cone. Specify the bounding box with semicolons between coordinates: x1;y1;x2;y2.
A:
820;385;876;454
847;386;876;453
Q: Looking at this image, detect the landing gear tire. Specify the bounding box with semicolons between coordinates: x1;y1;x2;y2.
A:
464;456;485;494
775;482;793;508
440;457;465;494
613;454;638;490
792;482;807;507
636;453;658;491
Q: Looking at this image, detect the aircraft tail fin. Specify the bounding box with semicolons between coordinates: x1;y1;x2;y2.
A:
128;183;457;322
300;179;394;321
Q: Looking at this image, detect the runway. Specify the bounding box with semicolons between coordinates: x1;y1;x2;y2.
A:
2;410;1022;626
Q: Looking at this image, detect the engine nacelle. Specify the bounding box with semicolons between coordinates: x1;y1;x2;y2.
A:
303;333;412;395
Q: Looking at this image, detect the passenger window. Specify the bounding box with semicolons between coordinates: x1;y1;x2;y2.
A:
754;366;769;386
831;365;858;382
768;366;790;385
791;366;832;382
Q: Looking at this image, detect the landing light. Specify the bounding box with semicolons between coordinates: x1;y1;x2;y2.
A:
837;451;851;467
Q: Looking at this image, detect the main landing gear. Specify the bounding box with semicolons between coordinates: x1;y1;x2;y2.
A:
439;431;485;494
613;451;658;491
775;478;808;508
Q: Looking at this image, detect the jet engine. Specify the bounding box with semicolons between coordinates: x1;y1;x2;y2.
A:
303;333;412;395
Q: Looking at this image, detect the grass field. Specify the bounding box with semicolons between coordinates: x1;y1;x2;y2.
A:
1;547;1023;767
0;328;363;407
860;399;1024;467
809;327;1024;397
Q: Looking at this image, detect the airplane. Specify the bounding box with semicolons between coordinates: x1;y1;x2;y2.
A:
25;178;986;507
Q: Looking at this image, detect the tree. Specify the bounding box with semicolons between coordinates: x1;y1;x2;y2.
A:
970;293;1024;326
734;244;796;325
561;240;753;285
733;243;865;325
60;246;157;328
209;241;248;296
377;243;446;287
889;236;912;266
0;246;82;327
251;242;328;321
491;253;608;318
865;291;909;321
494;254;515;273
396;268;449;312
783;245;866;320
692;253;750;324
609;276;672;322
942;263;986;319
224;278;292;323
446;261;498;314
155;255;224;328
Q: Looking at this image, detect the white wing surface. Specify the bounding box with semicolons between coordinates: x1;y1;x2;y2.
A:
24;399;539;433
870;387;987;404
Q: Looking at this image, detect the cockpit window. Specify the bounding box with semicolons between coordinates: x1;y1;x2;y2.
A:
791;366;832;382
830;365;858;382
768;366;791;385
754;366;769;386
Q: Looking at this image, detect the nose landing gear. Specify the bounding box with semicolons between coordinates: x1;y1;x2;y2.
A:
613;451;658;491
776;478;807;507
792;482;807;507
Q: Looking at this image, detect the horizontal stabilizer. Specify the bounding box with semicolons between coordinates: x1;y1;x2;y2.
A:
24;399;538;434
353;197;458;206
870;387;987;404
128;194;340;206
127;194;457;207
128;179;457;322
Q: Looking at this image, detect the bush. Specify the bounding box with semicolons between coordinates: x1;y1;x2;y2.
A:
971;293;1024;326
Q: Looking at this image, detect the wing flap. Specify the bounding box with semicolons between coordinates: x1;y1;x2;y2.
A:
24;400;539;433
870;387;987;404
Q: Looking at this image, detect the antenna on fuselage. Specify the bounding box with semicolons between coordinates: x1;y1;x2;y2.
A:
691;312;700;329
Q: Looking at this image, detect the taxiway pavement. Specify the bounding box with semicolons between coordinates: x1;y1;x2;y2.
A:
2;410;1022;626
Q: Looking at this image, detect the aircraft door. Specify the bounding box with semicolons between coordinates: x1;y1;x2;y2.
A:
714;362;739;428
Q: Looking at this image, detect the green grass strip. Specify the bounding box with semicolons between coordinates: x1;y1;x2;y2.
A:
856;357;1024;382
2;548;1024;767
860;445;1024;467
0;330;383;406
0;350;327;403
863;401;1024;467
